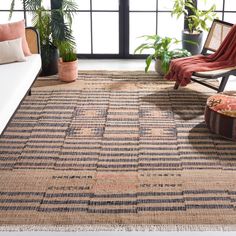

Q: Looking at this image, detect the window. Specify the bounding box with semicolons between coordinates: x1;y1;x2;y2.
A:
198;0;236;23
0;0;24;24
72;0;119;55
129;0;184;54
1;0;236;58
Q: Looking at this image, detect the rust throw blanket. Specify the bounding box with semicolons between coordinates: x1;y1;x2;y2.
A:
165;24;236;86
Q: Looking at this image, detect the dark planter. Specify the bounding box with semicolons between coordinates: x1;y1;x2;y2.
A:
182;30;203;55
40;44;59;76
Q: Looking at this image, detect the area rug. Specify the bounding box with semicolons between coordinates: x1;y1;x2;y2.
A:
0;71;236;231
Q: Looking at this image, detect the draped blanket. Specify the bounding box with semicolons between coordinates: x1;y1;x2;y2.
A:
165;24;236;86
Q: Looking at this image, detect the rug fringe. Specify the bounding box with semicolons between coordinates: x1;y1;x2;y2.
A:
1;224;236;232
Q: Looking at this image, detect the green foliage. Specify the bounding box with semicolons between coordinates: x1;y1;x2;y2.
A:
134;35;191;74
9;0;78;50
32;6;51;47
171;0;217;33
59;41;77;62
61;51;77;62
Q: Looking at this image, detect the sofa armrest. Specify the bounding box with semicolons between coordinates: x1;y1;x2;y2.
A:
25;27;41;54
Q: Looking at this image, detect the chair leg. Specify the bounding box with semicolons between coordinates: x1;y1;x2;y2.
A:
174;81;180;90
218;75;230;93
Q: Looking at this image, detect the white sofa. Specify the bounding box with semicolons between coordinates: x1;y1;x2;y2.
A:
0;28;42;135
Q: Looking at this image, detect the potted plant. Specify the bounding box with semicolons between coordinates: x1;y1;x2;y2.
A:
134;35;191;75
58;42;78;82
33;6;58;76
171;0;217;55
10;0;78;76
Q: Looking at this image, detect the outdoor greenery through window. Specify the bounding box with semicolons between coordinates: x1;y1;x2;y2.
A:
0;0;235;58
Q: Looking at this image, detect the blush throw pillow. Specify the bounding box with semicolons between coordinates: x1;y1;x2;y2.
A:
0;20;31;56
0;38;26;64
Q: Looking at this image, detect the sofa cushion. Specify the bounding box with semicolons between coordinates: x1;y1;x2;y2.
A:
0;20;31;56
0;38;26;64
0;54;41;134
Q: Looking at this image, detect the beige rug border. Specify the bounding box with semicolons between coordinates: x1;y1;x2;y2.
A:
1;224;236;232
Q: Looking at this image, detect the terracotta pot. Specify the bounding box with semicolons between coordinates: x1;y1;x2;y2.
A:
58;58;78;82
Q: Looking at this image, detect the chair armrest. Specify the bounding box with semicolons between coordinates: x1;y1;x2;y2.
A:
25;27;41;54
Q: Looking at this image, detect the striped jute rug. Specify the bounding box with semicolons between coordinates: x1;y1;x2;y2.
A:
0;71;236;231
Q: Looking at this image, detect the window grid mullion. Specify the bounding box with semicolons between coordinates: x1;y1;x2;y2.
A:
3;0;236;58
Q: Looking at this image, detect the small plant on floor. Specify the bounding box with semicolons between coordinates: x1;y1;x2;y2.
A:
61;51;77;62
58;42;78;82
134;35;191;74
60;42;78;62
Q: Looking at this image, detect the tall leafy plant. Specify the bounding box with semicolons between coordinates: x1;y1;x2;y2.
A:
171;0;217;33
9;0;78;50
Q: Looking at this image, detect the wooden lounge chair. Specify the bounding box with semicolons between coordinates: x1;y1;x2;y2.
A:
174;19;236;92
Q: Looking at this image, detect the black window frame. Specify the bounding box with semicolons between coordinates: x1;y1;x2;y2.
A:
1;0;236;59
